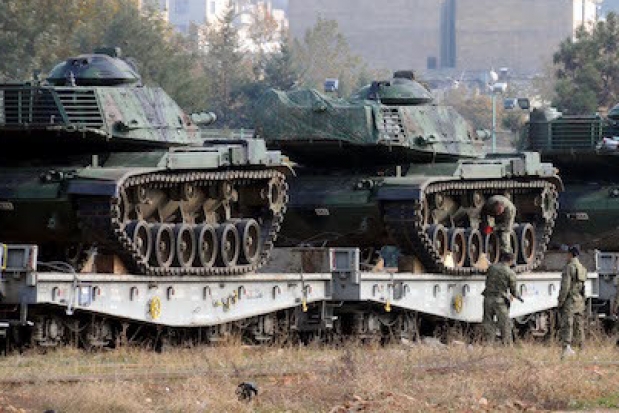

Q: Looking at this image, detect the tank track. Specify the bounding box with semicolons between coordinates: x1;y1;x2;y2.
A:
76;169;287;276
383;179;558;275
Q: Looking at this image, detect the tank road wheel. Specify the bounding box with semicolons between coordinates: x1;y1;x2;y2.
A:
466;229;483;267
484;232;500;264
217;223;240;267
509;230;520;261
517;223;537;264
150;224;175;268
426;224;448;261
447;228;467;268
266;175;288;214
236;219;262;265
195;224;218;269
174;224;196;268
472;190;485;209
127;221;152;263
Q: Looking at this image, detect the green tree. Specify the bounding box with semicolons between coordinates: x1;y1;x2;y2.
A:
292;17;366;96
553;12;619;114
263;36;299;90
200;7;253;126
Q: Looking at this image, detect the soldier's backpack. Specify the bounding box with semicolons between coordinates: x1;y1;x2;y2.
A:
576;264;587;283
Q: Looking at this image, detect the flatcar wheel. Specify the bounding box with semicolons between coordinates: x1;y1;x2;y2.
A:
217;223;240;267
466;229;483;267
517;223;536;264
236;219;262;265
174;224;196;268
127;221;152;263
195;224;217;269
150;224;175;268
447;228;466;268
484;232;500;264
426;224;448;261
509;229;520;262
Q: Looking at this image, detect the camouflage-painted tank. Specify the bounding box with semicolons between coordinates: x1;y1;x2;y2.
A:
526;107;619;250
0;48;289;275
255;71;562;274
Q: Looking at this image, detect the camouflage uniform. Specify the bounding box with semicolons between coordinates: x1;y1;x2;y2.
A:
558;257;587;348
484;195;516;254
482;261;520;345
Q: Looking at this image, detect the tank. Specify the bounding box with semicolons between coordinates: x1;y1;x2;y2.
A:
525;107;619;251
254;71;562;274
0;47;289;275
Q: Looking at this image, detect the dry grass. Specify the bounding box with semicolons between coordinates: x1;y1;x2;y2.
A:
0;337;618;412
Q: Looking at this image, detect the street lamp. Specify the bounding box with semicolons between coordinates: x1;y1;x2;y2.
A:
491;82;507;153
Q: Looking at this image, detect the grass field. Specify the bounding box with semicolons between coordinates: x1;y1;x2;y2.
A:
0;335;618;412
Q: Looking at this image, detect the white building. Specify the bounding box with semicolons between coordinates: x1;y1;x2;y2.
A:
164;0;287;43
166;0;231;34
234;1;289;52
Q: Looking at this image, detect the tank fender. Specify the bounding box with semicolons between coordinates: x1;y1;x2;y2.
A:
376;186;423;201
66;168;154;197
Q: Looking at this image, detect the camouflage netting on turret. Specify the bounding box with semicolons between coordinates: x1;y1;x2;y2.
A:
255;87;483;159
254;89;376;145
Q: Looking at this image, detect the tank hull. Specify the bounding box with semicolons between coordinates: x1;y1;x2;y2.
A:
276;154;561;275
0;150;288;274
552;182;619;251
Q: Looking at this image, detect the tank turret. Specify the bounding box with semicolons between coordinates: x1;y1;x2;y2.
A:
47;47;141;86
254;71;485;167
0;47;201;155
351;70;434;105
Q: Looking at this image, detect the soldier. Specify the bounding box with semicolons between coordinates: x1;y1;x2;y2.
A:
482;195;516;254
558;246;587;358
482;251;522;345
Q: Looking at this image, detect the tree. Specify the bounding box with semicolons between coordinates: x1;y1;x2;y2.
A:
200;7;254;126
553;13;619;114
263;36;299;90
444;89;500;131
292;17;366;96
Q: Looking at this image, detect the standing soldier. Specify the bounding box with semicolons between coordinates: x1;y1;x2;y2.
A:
558;246;587;358
482;251;522;345
483;195;516;254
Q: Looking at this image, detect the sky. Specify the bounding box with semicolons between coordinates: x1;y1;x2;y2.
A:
602;0;619;14
272;0;287;11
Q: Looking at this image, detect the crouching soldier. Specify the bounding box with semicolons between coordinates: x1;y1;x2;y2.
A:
482;195;516;254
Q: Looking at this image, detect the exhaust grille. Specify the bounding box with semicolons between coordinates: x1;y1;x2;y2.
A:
380;107;406;142
1;87;103;128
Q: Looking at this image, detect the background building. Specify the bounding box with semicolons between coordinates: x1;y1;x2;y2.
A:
289;0;602;75
167;0;230;33
165;0;286;37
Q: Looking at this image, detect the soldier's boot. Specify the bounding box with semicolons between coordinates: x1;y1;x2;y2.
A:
561;345;576;359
